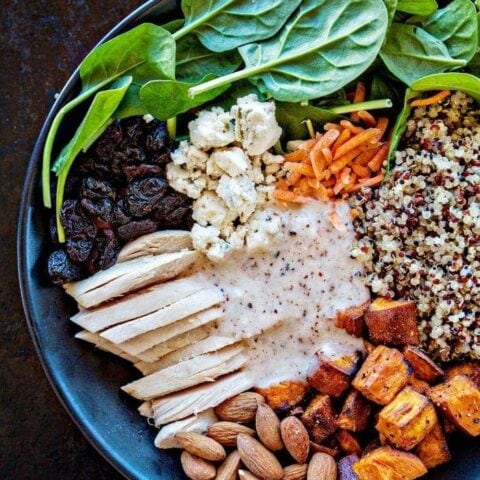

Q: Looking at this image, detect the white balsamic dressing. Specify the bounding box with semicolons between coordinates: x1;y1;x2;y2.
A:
190;200;369;388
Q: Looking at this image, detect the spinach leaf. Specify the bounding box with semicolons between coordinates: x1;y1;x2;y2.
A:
190;0;388;102
467;13;480;75
421;0;478;63
175;0;302;52
214;81;267;111
43;24;175;207
54;77;132;242
397;0;437;16
380;23;466;85
411;72;480;102
139;75;231;120
114;82;148;119
275;103;341;140
383;0;398;27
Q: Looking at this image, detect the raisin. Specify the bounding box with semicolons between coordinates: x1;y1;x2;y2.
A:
145;120;168;153
80;198;114;227
117;219;157;241
122;117;144;145
124;146;146;164
113;199;131;225
48;250;82;285
81;177;115;201
127;177;168;217
149;151;172;167
154;192;192;228
123;163;163;182
93;121;123;160
60;200;96;238
66;237;93;263
164;206;192;229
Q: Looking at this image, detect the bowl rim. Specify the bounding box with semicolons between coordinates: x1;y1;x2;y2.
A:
17;2;166;478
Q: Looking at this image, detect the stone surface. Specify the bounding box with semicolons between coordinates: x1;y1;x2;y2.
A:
0;1;141;478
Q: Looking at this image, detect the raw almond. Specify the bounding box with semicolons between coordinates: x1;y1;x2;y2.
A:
237;433;283;480
175;432;226;461
207;421;255;447
307;452;337;480
215;392;265;423
256;403;284;451
283;463;308;480
281;416;310;464
180;451;216;480
239;469;261;480
216;450;241;480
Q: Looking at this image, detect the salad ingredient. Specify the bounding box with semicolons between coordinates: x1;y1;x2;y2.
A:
176;432;226;462
410;89;450;107
48;250;82;285
337;390;372;432
175;0;302;52
397;0;438;15
255;403;284;452
216;451;241;480
180;450;216;480
307;453;337;480
301;395;337;443
420;0;478;64
410;72;480;102
415;423;451;469
42;23;176;207
257;382;310;414
207;422;255;448
404;346;444;383
189;0;388;102
280;416;310;464
335;303;369;338
350;91;480;360
380;24;466;86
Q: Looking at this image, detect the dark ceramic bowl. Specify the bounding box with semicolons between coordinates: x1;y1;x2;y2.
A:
17;1;480;479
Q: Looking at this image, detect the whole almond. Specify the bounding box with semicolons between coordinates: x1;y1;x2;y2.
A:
307;452;337;480
239;470;261;480
175;432;226;461
215;392;265;423
237;434;283;480
281;416;310;464
207;421;255;447
284;463;308;480
180;451;216;480
216;450;241;480
256;403;284;451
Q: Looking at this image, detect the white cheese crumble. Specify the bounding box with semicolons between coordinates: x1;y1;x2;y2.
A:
166;95;283;260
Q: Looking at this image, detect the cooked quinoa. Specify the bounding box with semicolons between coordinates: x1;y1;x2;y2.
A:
350;91;480;361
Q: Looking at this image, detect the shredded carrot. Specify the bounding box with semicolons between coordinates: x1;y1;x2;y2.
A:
286;171;302;186
321;147;333;165
367;143;389;173
354;147;380;166
327;209;347;231
331;128;351;153
358;110;376;127
411;90;451;107
376;117;389;136
333;128;381;160
330;147;364;174
274;189;311;204
284;149;307;162
324;123;343;132
351;163;370;178
284;162;316;178
351;82;367;122
340;120;364;135
359;173;384;187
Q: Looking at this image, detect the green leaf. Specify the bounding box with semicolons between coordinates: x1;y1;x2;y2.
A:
383;0;398;27
370;74;397;100
214;81;267;111
139;75;231;120
190;0;388;102
380;23;466;85
411;72;480;103
54;77;132;242
114;82;148;119
467;13;480;75
275;103;341;140
397;0;437;16
176;0;302;52
42;23;175;207
421;0;478;63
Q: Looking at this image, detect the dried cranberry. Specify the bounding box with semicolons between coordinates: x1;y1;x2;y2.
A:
48;250;82;285
127;177;168;217
145;120;168;153
66;237;93;263
60;200;96;238
117;219;157;241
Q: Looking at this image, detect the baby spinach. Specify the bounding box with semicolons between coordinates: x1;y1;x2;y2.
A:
139;75;231;120
174;0;302;52
383;0;398;27
114;82;148;119
397;0;437;16
42;23;175;207
190;0;388;102
421;0;478;63
380;23;466;85
54;77;132;242
411;72;480;102
467;13;480;75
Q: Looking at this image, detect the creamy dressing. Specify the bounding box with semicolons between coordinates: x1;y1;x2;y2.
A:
190;200;369;388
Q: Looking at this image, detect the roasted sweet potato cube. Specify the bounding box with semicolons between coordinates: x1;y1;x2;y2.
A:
408;376;431;396
338;454;359;480
336;429;362;456
352;346;411;405
404;346;444;383
364;340;375;355
365;298;420;347
301;394;337;443
310;441;340;458
307;349;362;397
337;390;371;432
376;387;437;450
428;375;480;437
353;446;427;480
255;380;309;414
336;302;369;337
415;422;451;469
445;361;480;388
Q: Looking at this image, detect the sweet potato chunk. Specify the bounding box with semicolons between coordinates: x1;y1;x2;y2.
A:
408;376;430;396
352;346;411;405
376;387;437;450
336;302;369;337
415;422;451;469
307;349;362;397
336;429;362;456
337;390;371;432
338;454;359;480
301;394;337;443
365;298;420;346
404;346;443;383
255;381;309;414
445;361;480;388
353;446;427;480
310;441;340;458
428;375;480;437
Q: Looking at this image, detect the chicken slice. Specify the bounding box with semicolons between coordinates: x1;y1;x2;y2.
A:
75;330;138;363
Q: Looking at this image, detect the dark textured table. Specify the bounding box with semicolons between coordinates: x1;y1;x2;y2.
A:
1;1;142;478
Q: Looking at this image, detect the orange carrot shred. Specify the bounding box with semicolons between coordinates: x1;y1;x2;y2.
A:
352;163;370;178
354;147;380;166
286;171;302;186
340;120;364;135
358;110;376;127
411;90;451;107
324;123;343;132
376;117;389;136
367;143;389;172
351;82;366;122
321;147;333;165
284;162;316;177
331;128;351;152
284;150;306;162
274;189;310;204
333;128;381;160
327;209;347;231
